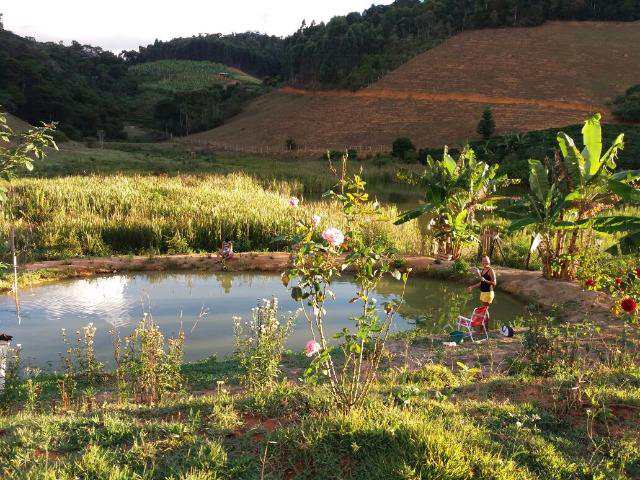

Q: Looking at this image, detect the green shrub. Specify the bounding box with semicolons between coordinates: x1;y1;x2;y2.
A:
613;85;640;122
392;137;416;161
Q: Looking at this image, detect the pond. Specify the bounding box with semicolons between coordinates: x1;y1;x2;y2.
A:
0;271;530;367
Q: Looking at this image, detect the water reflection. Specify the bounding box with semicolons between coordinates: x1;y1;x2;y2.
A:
0;272;528;367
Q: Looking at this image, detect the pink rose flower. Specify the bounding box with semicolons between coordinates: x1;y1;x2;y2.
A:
305;340;321;357
312;215;321;227
289;197;300;208
322;227;345;247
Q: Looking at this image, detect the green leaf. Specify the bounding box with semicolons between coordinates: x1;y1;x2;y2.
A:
442;152;457;177
588;216;640;234
528;159;550;202
564;190;582;202
600;133;624;171
507;217;539;233
557;133;584;186
611;169;640;182
394;203;434;225
581;113;602;178
606;230;640;255
608;179;640;204
291;287;303;301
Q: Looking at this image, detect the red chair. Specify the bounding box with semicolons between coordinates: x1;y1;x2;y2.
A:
457;306;490;341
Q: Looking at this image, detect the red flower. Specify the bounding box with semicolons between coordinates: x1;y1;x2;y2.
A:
585;278;595;288
636;267;640;278
615;277;622;286
621;297;638;314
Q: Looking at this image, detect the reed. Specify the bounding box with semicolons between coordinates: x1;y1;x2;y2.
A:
1;173;422;261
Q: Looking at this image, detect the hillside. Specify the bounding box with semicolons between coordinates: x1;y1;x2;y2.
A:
4;112;31;133
129;60;262;93
0;29;132;140
128;60;264;134
184;21;640;152
129;1;640;90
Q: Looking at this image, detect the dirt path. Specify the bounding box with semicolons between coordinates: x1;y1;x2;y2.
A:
279;86;606;114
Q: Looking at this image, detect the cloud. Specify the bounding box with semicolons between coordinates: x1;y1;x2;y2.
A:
2;0;393;52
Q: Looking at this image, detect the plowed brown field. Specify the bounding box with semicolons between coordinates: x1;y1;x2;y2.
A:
184;21;640;152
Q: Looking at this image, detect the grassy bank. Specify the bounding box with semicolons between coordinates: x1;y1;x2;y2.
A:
0;356;638;479
1;173;421;261
30;143;424;205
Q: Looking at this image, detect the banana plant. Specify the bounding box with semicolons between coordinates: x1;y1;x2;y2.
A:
396;146;511;259
508;114;640;279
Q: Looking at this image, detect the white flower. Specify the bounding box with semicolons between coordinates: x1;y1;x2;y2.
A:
305;340;321;357
312;215;321;227
322;227;345;247
289;197;300;208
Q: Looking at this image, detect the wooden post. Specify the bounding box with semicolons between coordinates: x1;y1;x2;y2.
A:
10;228;20;323
0;339;9;392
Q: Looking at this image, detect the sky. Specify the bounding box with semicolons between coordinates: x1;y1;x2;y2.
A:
2;0;394;53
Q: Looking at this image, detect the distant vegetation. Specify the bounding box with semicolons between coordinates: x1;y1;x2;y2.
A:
0;29;134;140
130;60;261;93
1;1;639;140
415;123;640;184
129;60;264;136
0;30;266;140
124;32;284;79
130;1;640;90
613;85;640;122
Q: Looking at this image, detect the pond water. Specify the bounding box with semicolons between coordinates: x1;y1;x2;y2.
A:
0;271;529;367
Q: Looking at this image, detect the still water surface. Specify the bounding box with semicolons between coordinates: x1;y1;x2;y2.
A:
0;272;528;367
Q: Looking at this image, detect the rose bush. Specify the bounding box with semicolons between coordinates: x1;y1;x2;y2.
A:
284;153;409;411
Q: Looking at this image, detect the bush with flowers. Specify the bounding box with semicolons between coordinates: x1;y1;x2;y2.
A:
283;154;410;411
233;297;297;391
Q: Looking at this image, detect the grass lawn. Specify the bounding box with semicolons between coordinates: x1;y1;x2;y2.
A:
1;354;638;479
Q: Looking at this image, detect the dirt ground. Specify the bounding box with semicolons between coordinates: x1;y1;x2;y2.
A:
183;21;640;151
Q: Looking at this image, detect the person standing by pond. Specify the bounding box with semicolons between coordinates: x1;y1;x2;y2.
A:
467;256;497;306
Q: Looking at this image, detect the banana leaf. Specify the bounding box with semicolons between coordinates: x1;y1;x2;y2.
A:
608;179;640;204
394;203;434;225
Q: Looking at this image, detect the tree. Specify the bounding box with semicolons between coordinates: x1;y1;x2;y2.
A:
508;114;640;279
285;137;297;151
396;146;511;259
0;111;57;201
392;137;416;161
477;107;496;139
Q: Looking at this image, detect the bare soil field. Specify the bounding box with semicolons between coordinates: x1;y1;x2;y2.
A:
184;21;640;151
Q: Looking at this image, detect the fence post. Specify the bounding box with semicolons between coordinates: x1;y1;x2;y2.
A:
0;335;12;392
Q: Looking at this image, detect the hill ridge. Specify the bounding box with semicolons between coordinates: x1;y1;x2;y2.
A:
184;21;640;151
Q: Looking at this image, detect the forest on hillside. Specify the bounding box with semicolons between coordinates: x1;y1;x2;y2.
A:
129;0;640;89
0;29;264;139
1;0;639;139
0;28;134;139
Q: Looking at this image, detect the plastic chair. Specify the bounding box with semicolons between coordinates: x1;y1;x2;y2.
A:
457;306;490;341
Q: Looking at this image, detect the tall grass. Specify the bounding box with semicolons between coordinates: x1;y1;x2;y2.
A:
1;174;422;261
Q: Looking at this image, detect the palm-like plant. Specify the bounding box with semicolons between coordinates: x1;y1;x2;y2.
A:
509;114;640;279
396;147;510;259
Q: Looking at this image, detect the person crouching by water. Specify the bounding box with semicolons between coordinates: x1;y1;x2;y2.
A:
467;256;496;306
